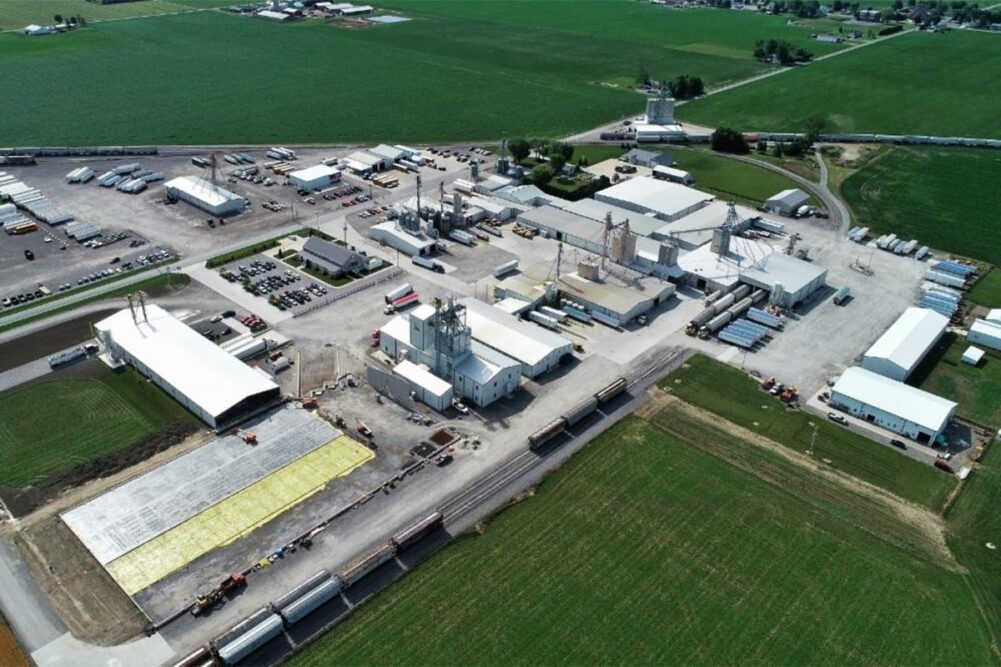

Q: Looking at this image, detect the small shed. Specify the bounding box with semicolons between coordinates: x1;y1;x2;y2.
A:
962;346;985;366
763;188;810;216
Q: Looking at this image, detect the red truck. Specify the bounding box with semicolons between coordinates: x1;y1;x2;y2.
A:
934;460;954;474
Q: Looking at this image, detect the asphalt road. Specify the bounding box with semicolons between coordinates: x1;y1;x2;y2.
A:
0;536;65;652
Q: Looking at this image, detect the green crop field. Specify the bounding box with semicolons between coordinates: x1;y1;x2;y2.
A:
970;270;1001;308
678;30;1001;138
661;354;956;510
839;147;1001;263
0;0;227;30
290;414;994;666
0;2;841;146
0;368;196;488
670;147;805;205
911;333;1001;429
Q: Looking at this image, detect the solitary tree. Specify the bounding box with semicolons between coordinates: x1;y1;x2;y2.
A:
549;154;567;174
805;115;827;144
529;164;554;185
710;127;750;154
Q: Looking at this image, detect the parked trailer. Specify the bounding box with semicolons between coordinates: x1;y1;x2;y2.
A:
915;246;930;260
704;311;733;333
528;311;560;330
216;614;283;666
384;283;413;304
528;417;567;450
412;255;444;272
280;579;343;626
493;259;518;278
563;396;599;427
925;269;967;289
538;305;568;323
384;291;419;314
113;162;140;175
340;543;396;587
448;229;476;246
562;305;591;323
594;377;628;404
391;511;444;550
752;218;785;235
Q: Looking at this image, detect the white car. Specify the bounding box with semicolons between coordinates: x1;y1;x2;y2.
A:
210;315;224;323
453;400;469;415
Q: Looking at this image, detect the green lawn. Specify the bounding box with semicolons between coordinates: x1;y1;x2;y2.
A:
0;368;196;488
661;354;956;510
291;415;994;666
839;147;1001;263
678;30;1001;138
910;333;1001;429
670;147;806;205
0;0;219;29
0;2;842;145
969;269;1001;308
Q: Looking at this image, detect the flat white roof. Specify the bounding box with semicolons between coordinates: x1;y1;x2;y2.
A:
370;144;405;161
739;252;827;294
596;177;713;219
95;305;278;418
970;318;1001;340
394;360;452;398
677;236;775;286
164;175;245;209
962;346;985;365
346;151;382;167
864;307;948;372
558;272;669;317
766;188;809;206
370;221;434;250
290;164;340;181
548;196;663;238
985;309;1001;324
832;366;956;433
460;298;571;367
380;314;411;343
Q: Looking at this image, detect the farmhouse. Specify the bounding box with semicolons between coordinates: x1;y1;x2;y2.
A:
95;304;280;430
300;237;366;276
862;307;948;381
164;176;247;216
830;366;956;444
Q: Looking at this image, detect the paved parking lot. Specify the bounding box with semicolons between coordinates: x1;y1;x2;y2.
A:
214;255;331;317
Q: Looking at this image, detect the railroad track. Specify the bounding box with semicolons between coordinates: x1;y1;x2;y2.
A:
439;450;538;523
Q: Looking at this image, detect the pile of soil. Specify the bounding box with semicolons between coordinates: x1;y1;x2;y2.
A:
0;422;199;517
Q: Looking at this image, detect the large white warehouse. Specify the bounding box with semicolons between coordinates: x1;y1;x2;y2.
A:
95;304;280;430
738;252;827;308
289;165;341;191
460;298;573;378
830;367;956;444
164;176;247;216
594;176;713;223
862;307;948;381
968;318;1001;352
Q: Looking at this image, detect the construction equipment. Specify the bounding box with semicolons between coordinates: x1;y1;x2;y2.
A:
760;376;776;391
190;573;247;616
232;428;258;444
356;420;373;438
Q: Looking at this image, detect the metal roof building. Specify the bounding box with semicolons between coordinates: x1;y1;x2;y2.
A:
677;236;775;292
595;176;713;222
393;360;453;412
968;318;1001;352
738;252;827;308
369;221;434;256
164;176;247;216
518;206;606;255
95;304;280;430
289;164;341;191
763;188;809;216
547;196;663;238
301;237;366;276
460;298;573;378
862;307;948;381
557;272;675;327
830;367;956;444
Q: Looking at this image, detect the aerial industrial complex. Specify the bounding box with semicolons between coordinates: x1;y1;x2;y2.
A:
0;19;999;664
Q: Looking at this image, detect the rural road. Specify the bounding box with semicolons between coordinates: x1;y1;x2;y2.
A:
815;146;853;234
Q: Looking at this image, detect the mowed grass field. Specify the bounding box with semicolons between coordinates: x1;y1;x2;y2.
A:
840;147;1001;263
671;147;805;205
291;415;995;666
0;0;227;30
0;2;840;145
678;30;1001;138
661;355;956;510
0;367;196;488
911;333;1001;429
969;269;1001;308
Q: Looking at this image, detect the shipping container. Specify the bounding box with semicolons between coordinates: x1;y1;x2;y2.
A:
493;260;518;278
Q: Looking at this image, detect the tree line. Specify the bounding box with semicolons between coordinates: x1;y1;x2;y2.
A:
753;39;813;66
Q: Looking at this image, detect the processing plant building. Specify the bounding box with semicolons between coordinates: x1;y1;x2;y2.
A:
164;176;248;216
862;307;948;381
594;176;713;223
461;298;573;378
830;367;956;444
95;304;280;430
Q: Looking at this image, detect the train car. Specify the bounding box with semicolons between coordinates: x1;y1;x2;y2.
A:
563;397;598;427
216;614;283;666
171;645;214;667
528;417;567;450
594;378;628;404
391;511;443;551
279;579;343;626
271;570;332;613
340;543;396;588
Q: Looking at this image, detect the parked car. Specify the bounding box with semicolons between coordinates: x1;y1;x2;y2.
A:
827;412;848;425
890;439;907;450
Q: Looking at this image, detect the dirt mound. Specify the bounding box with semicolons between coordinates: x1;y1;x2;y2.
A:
0;422;198;517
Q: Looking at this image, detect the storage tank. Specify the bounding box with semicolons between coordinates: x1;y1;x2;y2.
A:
705;311;733;333
280;579;342;626
538;305;567;323
528;311;560;330
216;614;282;665
732;284;751;300
714;292;736;312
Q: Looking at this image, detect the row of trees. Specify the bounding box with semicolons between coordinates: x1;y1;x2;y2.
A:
53;14;87;26
507;138;575;175
753;39;813;66
667;74;705;100
713;116;827;157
